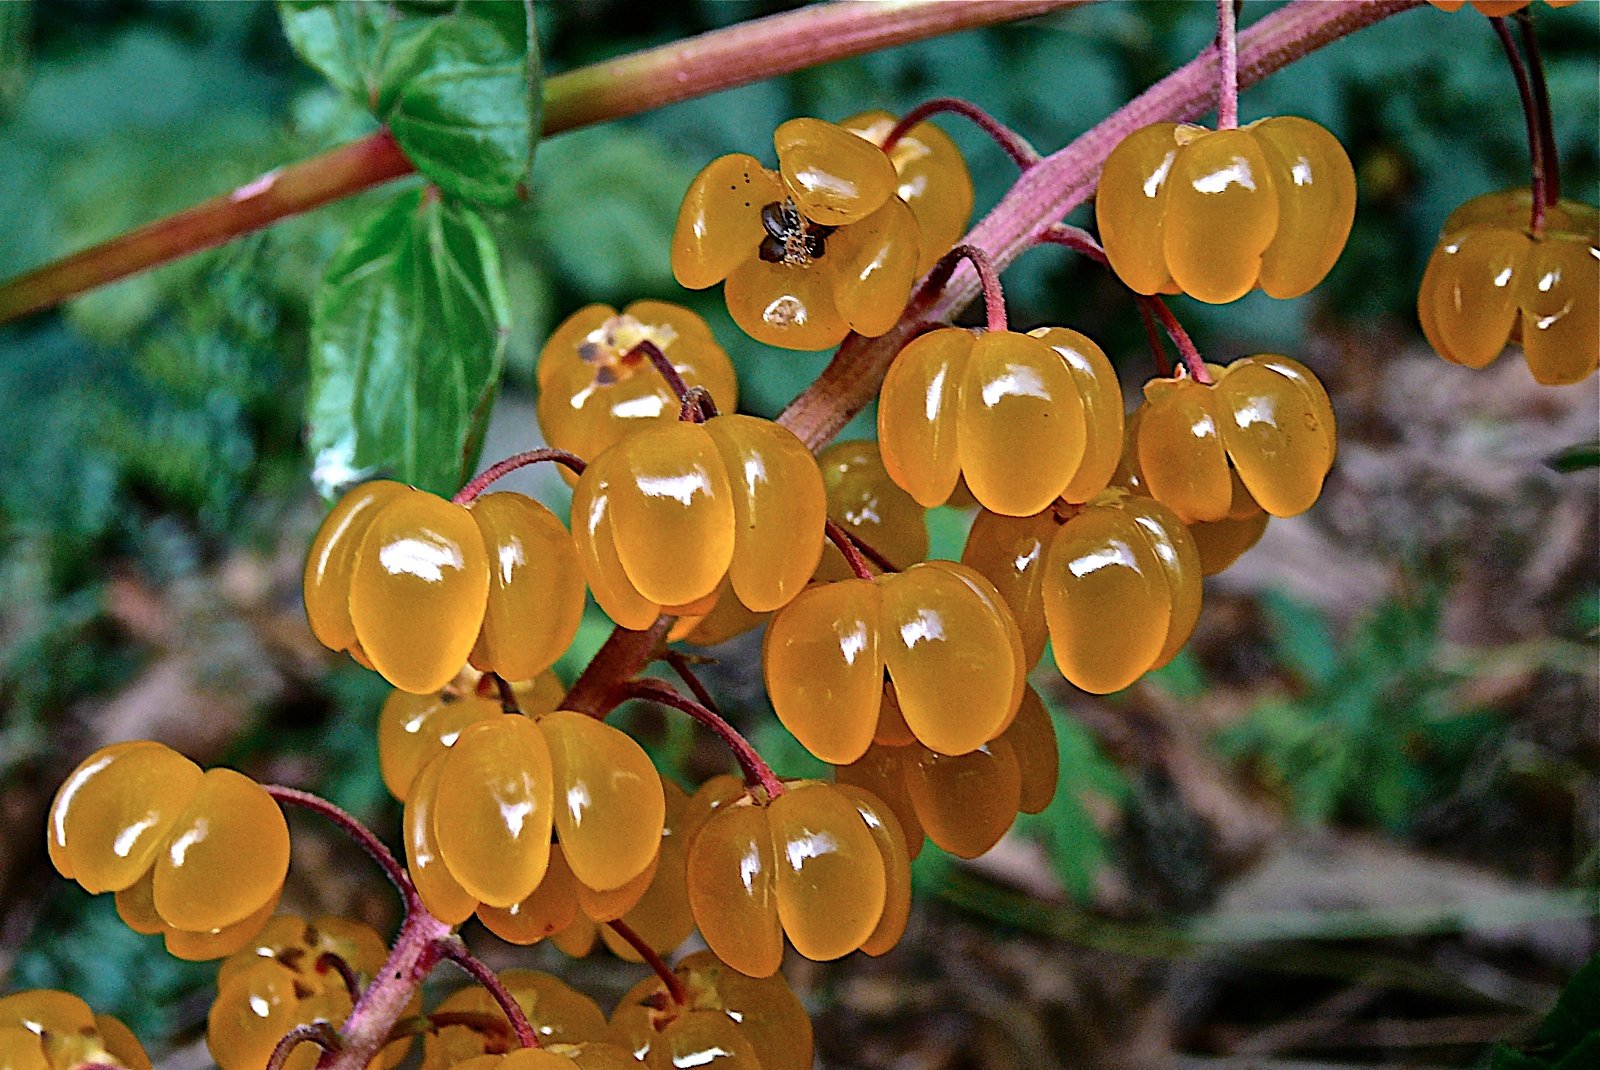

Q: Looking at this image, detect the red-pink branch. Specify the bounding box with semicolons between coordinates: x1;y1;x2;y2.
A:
777;0;1425;450
0;0;1081;325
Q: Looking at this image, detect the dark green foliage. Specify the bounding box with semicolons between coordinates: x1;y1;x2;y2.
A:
1217;588;1502;833
1490;952;1600;1069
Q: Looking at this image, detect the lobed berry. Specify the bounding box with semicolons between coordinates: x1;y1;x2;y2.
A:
571;415;826;630
764;560;1024;765
448;1047;638;1070
836;687;1058;859
878;326;1123;516
402;712;664;923
536;302;738;466
1417;189;1598;385
422;971;611;1070
611;950;814;1070
305;484;585;695
0;991;150;1070
1133;356;1337;522
672;114;970;350
207;916;408;1070
683;780;907;977
1097;117;1356;304
47;743;289;958
838;110;976;275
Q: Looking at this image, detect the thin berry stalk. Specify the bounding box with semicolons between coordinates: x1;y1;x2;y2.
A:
924;244;1008;333
1516;11;1561;206
452;448;588;504
883;97;1042;169
563;617;674;717
1490;16;1549;235
264;785;419;913
432;938;539;1049
1142;298;1212;384
606;919;690;1006
621;678;785;798
265;1022;340;1070
826;519;877;581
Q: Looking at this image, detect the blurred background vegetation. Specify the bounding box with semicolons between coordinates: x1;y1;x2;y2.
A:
0;2;1595;1068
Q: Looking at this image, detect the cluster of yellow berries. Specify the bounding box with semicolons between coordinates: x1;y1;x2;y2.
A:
32;27;1596;1064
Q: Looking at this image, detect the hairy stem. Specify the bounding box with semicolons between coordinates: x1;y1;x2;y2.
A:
0;0;1080;324
268;1023;340;1070
325;911;453;1070
620;678;785;798
264;785;418;913
432;938;538;1049
316;952;364;1004
925;244;1008;333
452;448;587;504
1216;0;1240;129
777;0;1424;450
1142;298;1211;383
883;97;1041;169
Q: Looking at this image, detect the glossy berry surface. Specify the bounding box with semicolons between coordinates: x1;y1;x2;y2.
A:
839;110;976;274
404;710;664;921
672;116;955;349
878;326;1121;516
305;482;492;694
208;915;404;1070
836;686;1058;860
536;301;738;464
611;950;814;1070
1097;117;1356;303
48;743;288;950
1426;0;1577;12
1135;356;1337;522
467;493;585;682
684;780;898;976
0;992;150;1070
423;971;611;1070
1042;491;1203;694
572;415;825;629
764;560;1024;765
1418;190;1599;385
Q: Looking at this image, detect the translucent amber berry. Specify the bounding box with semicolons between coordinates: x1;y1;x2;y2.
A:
1418;189;1598;385
569;446;662;631
152;768;288;933
834;744;924;859
1028;327;1125;501
161;891;283;963
598;778;696;962
703;415;827;612
1042;501;1173;694
774;117;897;227
763;578;882;765
672;119;924;351
1137;375;1232;523
0;991;140;1070
216;914;388;995
1006;688;1060;815
612;951;812;1070
303;481;409;653
835;785;912;956
403;752;479;925
1212;356;1337;517
536;302;738;466
816;440;928;580
93;1016;151;1070
346;490;491;695
476;842;583;946
538;710;664;891
430;716;553;909
768;781;887;962
1097;118;1355;304
423;972;609;1070
1118;496;1204;668
378;683;502;803
959;508;1058;669
466;494;585;682
685;797;783;978
905;737;1023;859
842;110;976;274
879;326;1109;516
47;742;202;893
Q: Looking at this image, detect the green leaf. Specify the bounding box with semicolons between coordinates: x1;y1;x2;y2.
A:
1548;441;1600;473
308;187;510;498
1261;590;1340;689
279;0;540;204
1490;952;1600;1068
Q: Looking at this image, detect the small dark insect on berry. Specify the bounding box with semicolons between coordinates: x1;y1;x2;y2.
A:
758;200;835;263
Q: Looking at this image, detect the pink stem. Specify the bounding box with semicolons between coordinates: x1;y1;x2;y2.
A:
316;952;363;1004
1142;297;1212;384
882;97;1041;169
264;785;419;913
562;617;673;717
620;678;785;798
1516;11;1560;205
0;1;1081;325
267;1023;339;1070
323;910;453;1070
924;244;1007;333
663;650;722;716
1033;222;1111;268
825;519;876;581
452;448;587;504
432;938;538;1049
1217;0;1240;129
777;0;1423;451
